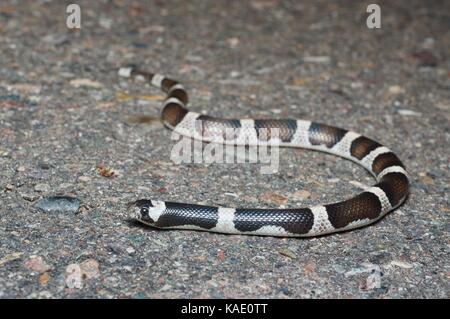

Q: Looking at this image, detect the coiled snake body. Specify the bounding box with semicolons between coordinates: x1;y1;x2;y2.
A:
123;67;409;237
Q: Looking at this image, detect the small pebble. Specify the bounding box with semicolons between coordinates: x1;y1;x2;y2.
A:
419;175;434;185
160;284;172;291
217;249;226;262
345;263;380;277
21;193;39;202
390;260;413;269
279;249;297;259
388;85;405;94
350;82;363;89
78;176;91;182
303;262;316;275
227;37;240;48
123;266;133;272
35;196;81;214
70;79;103;89
65;264;83;289
7;83;41;94
39;273;50;285
398;109;422;116
99;17;113;29
24;255;51;274
328;178;340;183
364;271;382;290
126;247;136;254
349;180;368;189
38;162;52;170
34;183;50;192
291;190;311;201
80;259;100;279
0;252;23;266
303;56;330;63
224;192;239;198
260;192;288;206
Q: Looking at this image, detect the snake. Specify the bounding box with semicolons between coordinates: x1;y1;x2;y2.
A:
121;66;409;237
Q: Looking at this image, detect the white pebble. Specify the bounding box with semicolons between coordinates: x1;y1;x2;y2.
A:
398;109;422;116
34;183;50;192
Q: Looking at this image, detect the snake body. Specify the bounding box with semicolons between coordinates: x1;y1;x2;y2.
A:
122;67;409;237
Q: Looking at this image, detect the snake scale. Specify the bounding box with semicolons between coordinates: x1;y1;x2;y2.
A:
121;66;409;237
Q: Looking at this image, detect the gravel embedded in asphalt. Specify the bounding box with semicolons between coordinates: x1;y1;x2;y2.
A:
0;0;449;298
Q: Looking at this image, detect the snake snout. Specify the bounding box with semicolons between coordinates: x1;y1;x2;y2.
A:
127;199;155;225
126;201;141;220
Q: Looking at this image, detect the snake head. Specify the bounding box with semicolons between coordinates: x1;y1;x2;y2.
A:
127;199;156;225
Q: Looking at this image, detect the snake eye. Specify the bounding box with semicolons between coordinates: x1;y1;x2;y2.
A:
140;207;149;217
